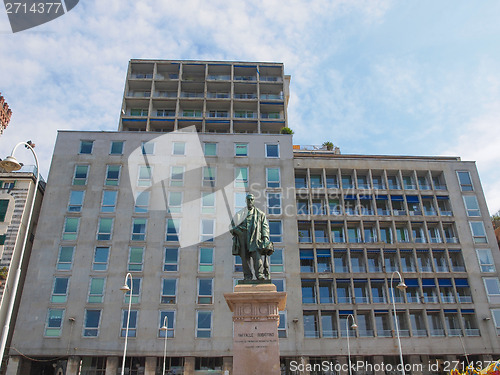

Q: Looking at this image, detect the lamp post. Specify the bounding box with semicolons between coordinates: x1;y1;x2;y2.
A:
0;141;39;369
120;273;133;375
346;314;358;375
161;315;169;375
391;271;407;375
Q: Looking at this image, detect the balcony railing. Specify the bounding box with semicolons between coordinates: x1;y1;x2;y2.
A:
458;296;473;303
131;73;153;79
440;296;455;303
207;92;230;99
234;75;256;81
430;329;446;337
465;329;480;336
340;330;356;337
440;210;453;216
261;94;283;100
423;296;439;303
181;92;204;98
359;329;374;337
429;237;443;243
398;329;410;337
315;237;330;243
154;73;178;80
446;237;459;244
207;74;230;80
234;93;257;99
337;297;351;304
322;330;338;338
413;329;427;337
372;297;387;303
377;329;392;337
260;76;282;82
447;329;462;337
304;330;319;338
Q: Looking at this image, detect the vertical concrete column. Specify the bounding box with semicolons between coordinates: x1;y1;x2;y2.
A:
184;357;195;375
372;356;385;375
409;355;424;375
145;357;156;375
5;356;21;375
301;356;310;375
66;356;81;375
337;356;348;375
222;356;232;374
105;357;119;375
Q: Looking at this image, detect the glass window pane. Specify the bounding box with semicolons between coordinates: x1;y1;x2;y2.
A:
204;143;217;156
68;191;84;212
173;142;185;155
80;141;93;154
235;144;248;156
266;144;279;158
110;141;124;154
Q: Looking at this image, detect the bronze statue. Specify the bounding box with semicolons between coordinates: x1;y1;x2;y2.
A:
230;194;274;280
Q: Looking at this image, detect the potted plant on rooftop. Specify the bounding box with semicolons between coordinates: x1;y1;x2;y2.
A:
322;141;334;151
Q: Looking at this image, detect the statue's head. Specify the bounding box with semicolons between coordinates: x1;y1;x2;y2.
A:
246;193;255;209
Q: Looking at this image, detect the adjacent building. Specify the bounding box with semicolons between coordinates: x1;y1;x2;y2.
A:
0;166;44;369
5;60;500;375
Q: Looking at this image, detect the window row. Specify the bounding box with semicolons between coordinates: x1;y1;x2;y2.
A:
46;308;287;339
50;276;217;305
302;309;480;339
297;194;453;217
81;140;279;158
295;169;447;191
61;217;283;243
79;140;125;155
56;246;285;275
300;277;472;305
72;165;280;190
297;220;460;245
69;180;282;216
299;248;466;274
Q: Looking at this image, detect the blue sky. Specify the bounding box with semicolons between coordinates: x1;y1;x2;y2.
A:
0;0;499;213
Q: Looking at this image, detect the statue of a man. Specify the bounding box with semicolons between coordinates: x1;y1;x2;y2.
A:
230;194;273;280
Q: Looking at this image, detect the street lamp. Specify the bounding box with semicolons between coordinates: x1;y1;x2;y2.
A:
161;315;169;375
391;271;407;375
346;314;358;375
120;273;133;375
0;141;40;369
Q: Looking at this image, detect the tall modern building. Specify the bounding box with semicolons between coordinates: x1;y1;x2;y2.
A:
5;60;500;375
119;60;290;134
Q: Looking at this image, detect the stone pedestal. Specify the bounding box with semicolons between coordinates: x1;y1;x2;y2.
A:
224;283;286;375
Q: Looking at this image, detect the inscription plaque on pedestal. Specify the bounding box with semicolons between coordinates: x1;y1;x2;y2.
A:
224;283;287;375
